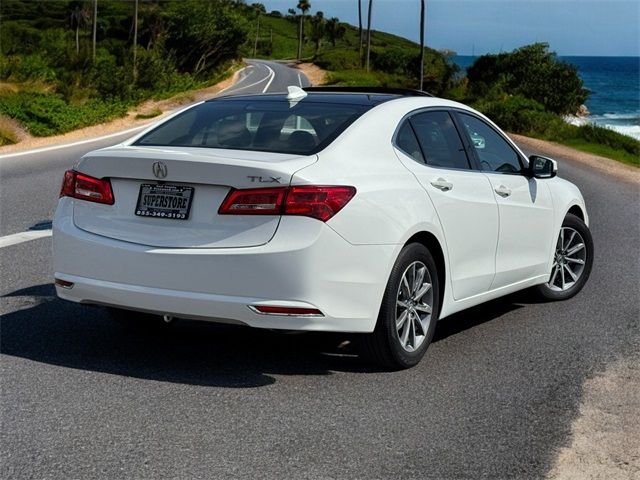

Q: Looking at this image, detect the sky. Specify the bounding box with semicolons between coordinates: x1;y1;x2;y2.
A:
258;0;640;56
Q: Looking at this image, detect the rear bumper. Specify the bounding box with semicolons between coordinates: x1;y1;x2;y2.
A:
53;198;397;332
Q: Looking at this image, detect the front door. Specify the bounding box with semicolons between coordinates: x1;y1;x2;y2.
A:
455;112;556;289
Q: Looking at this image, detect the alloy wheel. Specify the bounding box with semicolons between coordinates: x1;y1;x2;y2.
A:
395;261;434;352
548;227;587;291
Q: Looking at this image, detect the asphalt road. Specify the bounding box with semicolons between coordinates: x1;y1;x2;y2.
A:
1;60;638;479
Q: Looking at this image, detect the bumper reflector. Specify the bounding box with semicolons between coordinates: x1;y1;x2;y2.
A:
249;305;323;316
54;278;74;289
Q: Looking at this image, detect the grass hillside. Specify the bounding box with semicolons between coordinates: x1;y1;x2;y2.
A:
244;11;416;61
245;11;456;93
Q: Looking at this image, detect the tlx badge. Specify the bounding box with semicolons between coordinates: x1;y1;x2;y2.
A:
247;176;281;183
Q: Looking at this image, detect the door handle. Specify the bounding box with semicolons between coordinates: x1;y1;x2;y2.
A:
494;185;512;197
430;178;453;192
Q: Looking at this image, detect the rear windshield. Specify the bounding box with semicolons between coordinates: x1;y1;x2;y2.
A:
134;99;370;155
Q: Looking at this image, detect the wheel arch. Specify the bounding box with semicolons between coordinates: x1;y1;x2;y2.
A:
567;204;585;222
404;231;446;312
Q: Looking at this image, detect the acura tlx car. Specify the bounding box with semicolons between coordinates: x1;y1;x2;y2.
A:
52;86;594;369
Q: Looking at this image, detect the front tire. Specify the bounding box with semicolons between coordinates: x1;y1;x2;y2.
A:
359;243;440;370
535;213;593;300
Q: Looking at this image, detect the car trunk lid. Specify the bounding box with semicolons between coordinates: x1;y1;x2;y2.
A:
72;146;317;248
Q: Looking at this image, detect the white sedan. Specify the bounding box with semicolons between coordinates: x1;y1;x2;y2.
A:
53;86;593;369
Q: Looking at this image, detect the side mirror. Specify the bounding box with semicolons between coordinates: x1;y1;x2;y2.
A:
528;155;557;179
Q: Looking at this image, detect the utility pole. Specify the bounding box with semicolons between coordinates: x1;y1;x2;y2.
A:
358;0;363;67
133;0;138;81
92;0;97;61
253;14;260;57
365;0;373;72
419;0;425;91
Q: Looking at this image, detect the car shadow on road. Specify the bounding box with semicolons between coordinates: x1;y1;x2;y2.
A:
1;283;527;387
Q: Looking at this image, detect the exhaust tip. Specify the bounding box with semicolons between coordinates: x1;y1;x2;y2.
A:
54;278;74;289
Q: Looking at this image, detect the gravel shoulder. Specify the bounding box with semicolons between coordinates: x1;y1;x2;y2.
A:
546;349;640;480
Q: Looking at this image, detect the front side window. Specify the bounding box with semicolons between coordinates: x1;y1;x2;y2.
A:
409;111;471;170
135;100;370;155
457;113;523;173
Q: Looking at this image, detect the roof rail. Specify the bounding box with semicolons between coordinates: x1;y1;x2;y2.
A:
302;86;433;97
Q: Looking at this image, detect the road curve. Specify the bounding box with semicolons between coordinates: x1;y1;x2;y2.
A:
1;61;638;479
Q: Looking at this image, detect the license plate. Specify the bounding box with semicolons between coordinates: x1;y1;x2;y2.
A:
135;184;194;220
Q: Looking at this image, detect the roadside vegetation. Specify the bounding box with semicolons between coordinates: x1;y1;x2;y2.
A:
459;44;639;167
1;0;637;166
0;0;247;141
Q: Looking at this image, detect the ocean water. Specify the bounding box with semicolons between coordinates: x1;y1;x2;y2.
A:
453;55;640;141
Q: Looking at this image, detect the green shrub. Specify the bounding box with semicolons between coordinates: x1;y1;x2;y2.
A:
467;43;588;115
0;92;129;136
314;49;361;71
163;0;249;76
1;54;58;83
371;47;416;75
325;70;408;88
88;49;130;100
576;124;640;157
475;95;640;166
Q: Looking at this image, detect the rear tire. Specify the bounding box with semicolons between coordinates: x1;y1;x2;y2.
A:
535;213;593;301
359;243;440;370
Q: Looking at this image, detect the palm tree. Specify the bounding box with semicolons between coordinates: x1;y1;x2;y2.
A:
358;0;363;66
419;0;425;90
296;0;311;59
309;11;325;53
325;17;346;47
365;0;373;71
69;3;90;55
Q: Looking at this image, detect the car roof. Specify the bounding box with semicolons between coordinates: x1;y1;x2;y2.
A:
208;87;434;107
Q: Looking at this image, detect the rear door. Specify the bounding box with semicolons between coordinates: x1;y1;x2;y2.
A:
394;110;499;300
454;111;556;288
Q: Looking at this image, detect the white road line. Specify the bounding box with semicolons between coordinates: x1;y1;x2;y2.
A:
217;66;252;93
262;64;276;93
223;64;273;94
0;229;52;248
0;125;147;160
297;73;303;87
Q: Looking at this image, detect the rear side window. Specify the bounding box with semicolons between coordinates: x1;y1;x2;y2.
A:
395;122;425;163
135;100;370;155
409;111;471;170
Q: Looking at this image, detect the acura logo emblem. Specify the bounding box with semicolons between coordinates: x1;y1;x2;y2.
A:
152;161;168;179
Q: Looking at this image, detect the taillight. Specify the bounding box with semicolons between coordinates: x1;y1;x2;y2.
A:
59;170;114;205
218;185;356;222
285;186;356;222
218;187;287;215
